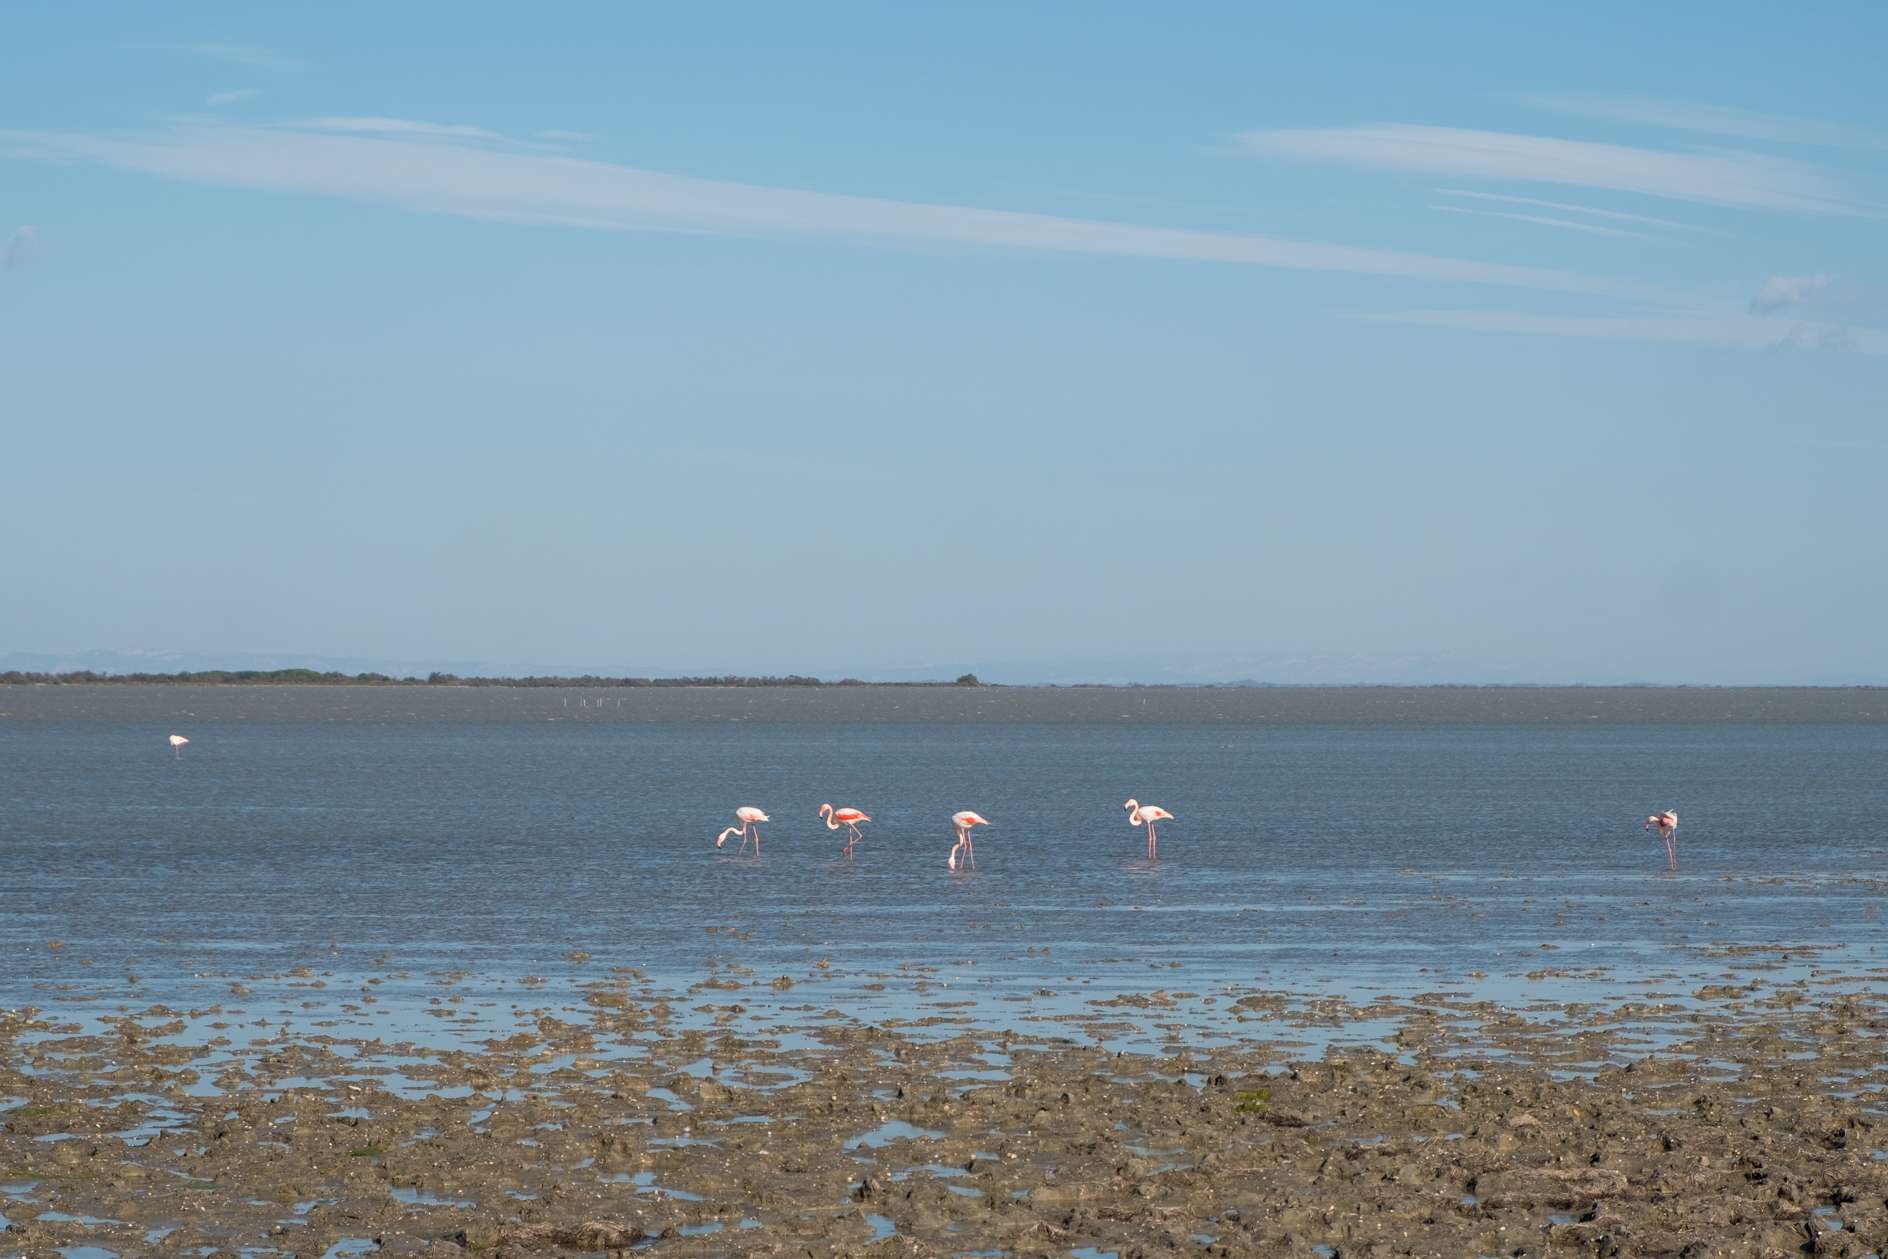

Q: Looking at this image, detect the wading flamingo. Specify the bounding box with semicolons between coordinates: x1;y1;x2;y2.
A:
948;811;990;871
819;804;871;858
716;806;769;855
1645;809;1679;870
168;734;190;758
1124;798;1174;859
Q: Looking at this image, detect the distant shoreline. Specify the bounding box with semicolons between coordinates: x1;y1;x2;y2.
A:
0;668;983;689
2;670;1883;691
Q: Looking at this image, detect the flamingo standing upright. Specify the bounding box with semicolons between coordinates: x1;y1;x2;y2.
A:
1645;809;1679;870
819;804;871;858
168;734;190;759
948;811;990;871
1124;798;1174;859
716;806;770;855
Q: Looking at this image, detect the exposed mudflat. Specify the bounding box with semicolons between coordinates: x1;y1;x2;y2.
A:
5;959;1887;1259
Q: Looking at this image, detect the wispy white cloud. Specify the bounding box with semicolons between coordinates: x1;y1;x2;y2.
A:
1747;274;1886;321
1238;124;1869;216
1436;189;1693;231
0;119;1692;305
290;116;506;143
1431;204;1643;239
2;224;35;269
1520;94;1888;151
205;89;257;108
17;115;1872;356
536;129;592;144
1750;274;1832;314
1364;307;1888;355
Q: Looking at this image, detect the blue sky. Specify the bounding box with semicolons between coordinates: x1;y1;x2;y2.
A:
3;2;1885;682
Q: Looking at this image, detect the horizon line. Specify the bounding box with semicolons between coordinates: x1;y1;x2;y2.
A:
3;668;1884;691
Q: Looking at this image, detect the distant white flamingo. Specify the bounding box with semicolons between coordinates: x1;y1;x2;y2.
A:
168;734;190;759
948;811;990;871
1124;798;1174;859
1645;809;1679;870
819;804;871;858
716;806;770;855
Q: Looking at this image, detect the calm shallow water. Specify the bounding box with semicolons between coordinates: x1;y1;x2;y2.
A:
3;686;1885;1028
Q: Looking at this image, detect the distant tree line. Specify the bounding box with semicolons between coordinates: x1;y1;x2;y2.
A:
0;669;988;688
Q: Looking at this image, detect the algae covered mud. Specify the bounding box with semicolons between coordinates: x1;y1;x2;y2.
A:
2;685;1886;1254
4;958;1888;1257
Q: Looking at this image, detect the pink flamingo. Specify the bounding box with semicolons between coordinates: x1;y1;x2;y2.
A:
1124;798;1174;859
819;804;871;858
948;811;990;871
168;734;190;759
1645;809;1679;870
716;806;769;855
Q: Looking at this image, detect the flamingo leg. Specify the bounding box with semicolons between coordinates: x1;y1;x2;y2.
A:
752;825;761;857
1148;821;1157;860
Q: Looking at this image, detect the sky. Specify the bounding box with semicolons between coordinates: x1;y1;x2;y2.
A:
3;2;1885;683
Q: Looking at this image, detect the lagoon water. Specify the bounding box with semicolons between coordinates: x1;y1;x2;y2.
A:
2;685;1885;1035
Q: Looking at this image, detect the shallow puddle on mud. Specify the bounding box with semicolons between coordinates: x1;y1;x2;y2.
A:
846;1119;946;1150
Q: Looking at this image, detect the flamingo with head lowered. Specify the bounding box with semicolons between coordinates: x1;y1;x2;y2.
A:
716;806;770;855
1124;798;1174;859
948;811;990;871
1645;809;1679;870
819;804;871;858
168;734;190;759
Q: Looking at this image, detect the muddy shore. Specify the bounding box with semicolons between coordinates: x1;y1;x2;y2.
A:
4;957;1886;1259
